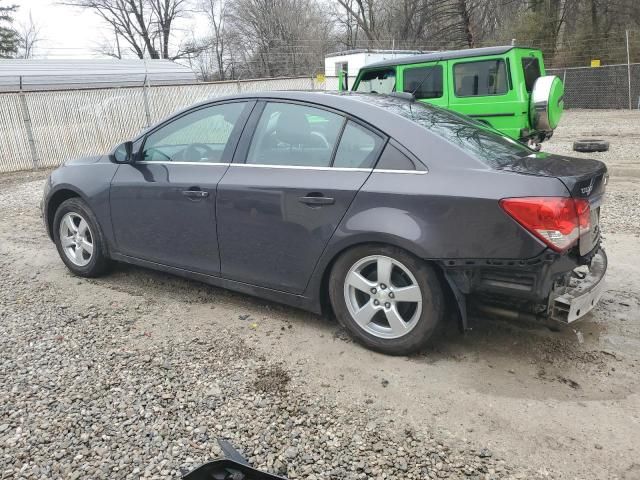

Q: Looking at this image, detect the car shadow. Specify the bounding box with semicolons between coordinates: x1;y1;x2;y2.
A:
97;262;614;372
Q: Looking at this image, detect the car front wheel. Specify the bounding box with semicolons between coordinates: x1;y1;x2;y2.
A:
329;244;444;355
53;198;111;277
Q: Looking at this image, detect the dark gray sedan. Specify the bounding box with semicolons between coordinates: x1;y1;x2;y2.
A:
42;91;607;355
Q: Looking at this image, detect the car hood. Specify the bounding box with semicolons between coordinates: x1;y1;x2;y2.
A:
64;155;105;166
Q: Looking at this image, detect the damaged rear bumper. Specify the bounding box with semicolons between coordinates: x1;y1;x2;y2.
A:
548;249;607;323
441;247;607;327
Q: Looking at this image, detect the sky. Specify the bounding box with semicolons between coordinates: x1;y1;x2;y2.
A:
13;0;206;59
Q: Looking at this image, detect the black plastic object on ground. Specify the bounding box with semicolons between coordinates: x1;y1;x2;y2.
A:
573;139;610;152
183;440;289;480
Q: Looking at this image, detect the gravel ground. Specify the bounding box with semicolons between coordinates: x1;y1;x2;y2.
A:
0;181;544;480
543;109;640;177
1;110;640;480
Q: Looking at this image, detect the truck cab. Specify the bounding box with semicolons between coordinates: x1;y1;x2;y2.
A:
346;46;564;147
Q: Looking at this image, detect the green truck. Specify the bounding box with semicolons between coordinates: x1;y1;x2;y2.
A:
339;46;564;148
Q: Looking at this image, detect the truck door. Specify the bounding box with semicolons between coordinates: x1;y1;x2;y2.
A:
447;57;523;140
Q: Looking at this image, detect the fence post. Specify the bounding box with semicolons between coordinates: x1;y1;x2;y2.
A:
142;74;152;127
310;75;315;90
237;78;242;93
18;76;40;170
626;30;632;110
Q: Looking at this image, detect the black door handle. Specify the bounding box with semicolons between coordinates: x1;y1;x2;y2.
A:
182;189;209;199
298;194;335;206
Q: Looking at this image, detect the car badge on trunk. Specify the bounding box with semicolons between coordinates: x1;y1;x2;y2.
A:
581;178;595;196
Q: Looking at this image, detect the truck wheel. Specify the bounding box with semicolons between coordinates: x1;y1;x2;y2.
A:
329;244;444;356
573;139;609;153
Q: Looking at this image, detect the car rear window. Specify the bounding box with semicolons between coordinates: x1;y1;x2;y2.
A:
454;59;509;96
355;69;396;94
522;57;541;92
402;65;443;99
384;100;532;168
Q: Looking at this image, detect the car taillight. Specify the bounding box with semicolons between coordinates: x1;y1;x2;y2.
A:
499;197;591;252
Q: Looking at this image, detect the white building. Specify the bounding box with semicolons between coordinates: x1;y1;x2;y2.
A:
324;49;426;79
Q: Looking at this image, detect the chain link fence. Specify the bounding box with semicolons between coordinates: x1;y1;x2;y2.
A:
3;62;640;174
0;76;339;174
548;63;640;109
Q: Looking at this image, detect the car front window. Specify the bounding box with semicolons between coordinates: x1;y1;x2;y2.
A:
402;65;444;99
142;102;246;163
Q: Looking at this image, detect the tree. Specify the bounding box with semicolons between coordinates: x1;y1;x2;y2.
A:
149;0;190;59
200;0;229;79
63;0;191;59
227;0;334;78
334;0;380;43
17;11;41;59
0;1;19;58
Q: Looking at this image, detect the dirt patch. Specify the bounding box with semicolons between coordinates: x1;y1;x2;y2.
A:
253;364;291;394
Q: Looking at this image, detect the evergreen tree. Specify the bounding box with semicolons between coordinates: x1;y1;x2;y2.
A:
0;1;18;58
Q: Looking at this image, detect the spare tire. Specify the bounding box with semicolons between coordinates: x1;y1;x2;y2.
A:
530;75;564;131
573;139;610;152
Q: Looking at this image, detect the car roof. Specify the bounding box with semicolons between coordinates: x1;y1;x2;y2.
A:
361;45;528;69
195;90;419;127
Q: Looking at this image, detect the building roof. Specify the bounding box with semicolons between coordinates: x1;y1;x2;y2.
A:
326;49;425;58
364;46;522;68
0;59;197;91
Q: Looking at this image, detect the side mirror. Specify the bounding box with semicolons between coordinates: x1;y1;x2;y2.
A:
110;141;134;164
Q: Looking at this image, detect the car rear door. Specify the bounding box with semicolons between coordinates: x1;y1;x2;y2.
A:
216;100;385;294
109;100;254;274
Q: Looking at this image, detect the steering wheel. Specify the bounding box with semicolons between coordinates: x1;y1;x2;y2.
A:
144;147;172;162
183;143;216;162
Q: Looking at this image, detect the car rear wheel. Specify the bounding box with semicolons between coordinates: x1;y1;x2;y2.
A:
53;198;111;277
329;244;444;355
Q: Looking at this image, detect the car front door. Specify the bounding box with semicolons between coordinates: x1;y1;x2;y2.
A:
109;100;253;274
216;100;385;294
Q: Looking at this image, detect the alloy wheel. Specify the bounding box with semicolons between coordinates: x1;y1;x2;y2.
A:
59;212;94;267
343;255;423;339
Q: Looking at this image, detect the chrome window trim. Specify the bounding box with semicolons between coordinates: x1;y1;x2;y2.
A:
133;161;427;174
232;164;373;173
136;161;231;166
373;169;428;175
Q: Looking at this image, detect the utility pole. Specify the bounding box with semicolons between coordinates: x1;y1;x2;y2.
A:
626;30;632;110
114;27;121;59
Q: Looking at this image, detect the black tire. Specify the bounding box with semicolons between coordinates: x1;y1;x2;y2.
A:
53;197;111;277
573;139;609;153
329;244;444;355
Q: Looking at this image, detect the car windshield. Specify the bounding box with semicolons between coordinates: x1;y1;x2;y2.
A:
355;69;396;94
375;97;533;167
